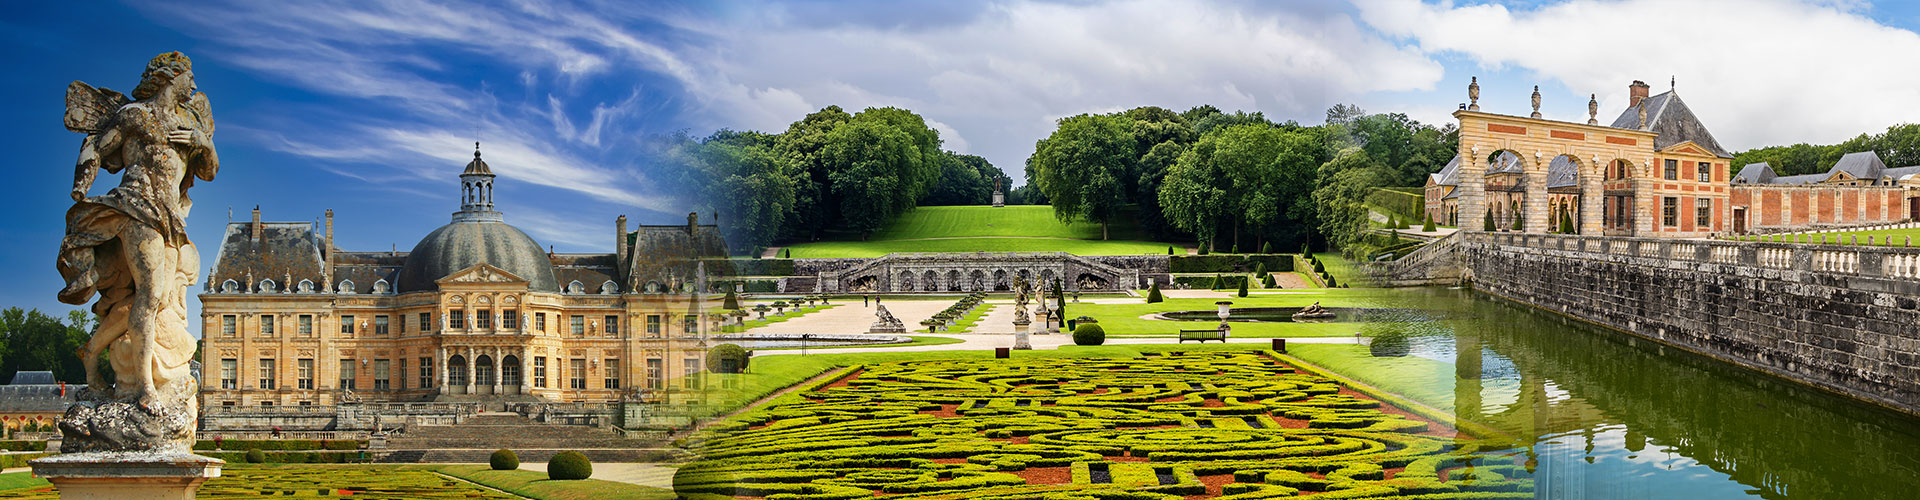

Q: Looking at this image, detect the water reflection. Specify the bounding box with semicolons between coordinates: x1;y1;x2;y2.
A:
1363;288;1920;499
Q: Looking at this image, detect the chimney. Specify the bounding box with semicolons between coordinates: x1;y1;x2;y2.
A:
1628;80;1650;108
323;210;335;253
250;206;261;242
687;212;698;235
615;215;629;259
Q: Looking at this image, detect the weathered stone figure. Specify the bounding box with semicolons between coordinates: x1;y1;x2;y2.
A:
55;51;218;454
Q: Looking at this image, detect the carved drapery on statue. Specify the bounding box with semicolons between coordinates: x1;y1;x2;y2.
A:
54;51;218;454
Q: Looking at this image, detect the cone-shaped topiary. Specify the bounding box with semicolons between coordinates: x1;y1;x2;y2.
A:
1072;322;1105;346
548;450;593;480
1423;213;1436;232
1313;260;1325;274
722;289;740;310
1483;207;1495;231
245;449;265;463
491;449;519;470
1261;242;1272;254
1146;283;1163;303
1236;278;1249;297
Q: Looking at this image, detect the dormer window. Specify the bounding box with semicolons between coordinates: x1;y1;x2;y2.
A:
259;279;276;293
221;279;239;293
297;279;315;293
372;279;390;294
601;281;618;295
338;280;355;294
567;280;585;294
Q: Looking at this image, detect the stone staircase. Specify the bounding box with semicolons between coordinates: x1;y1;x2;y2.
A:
1364;232;1468;287
376;412;682;463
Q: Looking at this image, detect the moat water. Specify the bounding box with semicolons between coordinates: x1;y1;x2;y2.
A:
1366;287;1920;499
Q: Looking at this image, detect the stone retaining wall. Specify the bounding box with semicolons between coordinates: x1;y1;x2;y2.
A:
1459;232;1920;415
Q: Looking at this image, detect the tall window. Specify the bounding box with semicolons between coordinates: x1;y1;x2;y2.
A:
1662;197;1678;227
260;315;275;337
683;358;701;389
533;357;547;388
374;315;389;335
502;310;519;329
221;315;236;337
476;310;492;329
449;310;465;329
419;313;432;331
296;359;314;389
220;359;237;389
535;313;546;332
646;315;662;337
341;315;355;335
683;315;698;336
258;359;276;390
570;315;585;336
298;315;313;336
1696;198;1712;228
397;359;407;390
1697;162;1712;182
1664;159;1678;180
373;360;391;390
569;359;586;389
339;359;357;390
645;359;662;390
419;357;433;389
604;315;618;335
605;358;621;390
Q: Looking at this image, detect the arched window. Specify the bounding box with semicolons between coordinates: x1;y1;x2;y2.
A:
258;279;276;293
601;281;619;294
338;280;355;294
297;279;315;293
372;279;390;294
567;280;586;294
221;279;240;293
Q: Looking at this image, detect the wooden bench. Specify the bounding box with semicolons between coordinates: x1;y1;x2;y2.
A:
1178;329;1227;343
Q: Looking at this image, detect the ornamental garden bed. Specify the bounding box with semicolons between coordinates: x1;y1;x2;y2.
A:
676;351;1529;499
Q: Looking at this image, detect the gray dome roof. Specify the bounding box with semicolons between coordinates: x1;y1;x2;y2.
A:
396;221;559;293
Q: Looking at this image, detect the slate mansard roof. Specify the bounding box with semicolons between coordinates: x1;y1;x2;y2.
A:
1734;151;1919;186
396;221;561;293
1609;91;1733;159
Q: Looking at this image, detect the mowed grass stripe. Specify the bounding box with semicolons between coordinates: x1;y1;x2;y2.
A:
868;206;1125;240
784;237;1173;258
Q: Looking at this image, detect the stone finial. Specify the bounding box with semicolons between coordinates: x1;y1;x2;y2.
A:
1530;85;1542;118
1587;94;1599;125
1638;101;1649;130
1468;77;1480;111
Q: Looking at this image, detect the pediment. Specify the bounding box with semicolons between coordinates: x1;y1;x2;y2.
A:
1660;141;1713;157
437;263;528;286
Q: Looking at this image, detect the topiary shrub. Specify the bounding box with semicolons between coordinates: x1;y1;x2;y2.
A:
1146;283;1163;303
548;450;593;480
1422;213;1436;232
1237;278;1249;297
245;449;265;464
1325;275;1339;288
1072;322;1106;346
1261;242;1272;254
490;449;519;470
1167;246;1175;255
707;344;750;374
1312;260;1325;274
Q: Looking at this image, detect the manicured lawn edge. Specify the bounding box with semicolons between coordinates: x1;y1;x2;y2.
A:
435;464;674;500
749;335;965;351
0;471;49;492
1272;351;1513;443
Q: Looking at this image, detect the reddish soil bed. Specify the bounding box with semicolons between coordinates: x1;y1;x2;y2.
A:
1013;466;1073;485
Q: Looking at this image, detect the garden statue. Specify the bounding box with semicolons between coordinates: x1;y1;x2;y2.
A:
56;51;218;455
37;51;224;500
869;304;907;334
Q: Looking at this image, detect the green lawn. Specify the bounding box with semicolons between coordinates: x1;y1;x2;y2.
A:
749;335;965;351
1065;287;1399;338
0;473;45;493
1730;227;1920;246
784;237;1173;258
681;351;1527;498
437;465;674;500
1282;343;1460;412
1311;252;1372;286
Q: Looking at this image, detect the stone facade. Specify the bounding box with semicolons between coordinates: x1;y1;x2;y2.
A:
1455;232;1920;415
199;148;725;411
818;252;1145;293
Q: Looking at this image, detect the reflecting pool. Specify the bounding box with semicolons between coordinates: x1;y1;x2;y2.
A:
1363;287;1920;498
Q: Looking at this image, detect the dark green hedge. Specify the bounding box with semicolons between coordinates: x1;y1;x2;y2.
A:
193;439;365;451
1170;255;1295;273
1367;188;1424;221
202;450;368;463
0;452;51;469
1170;275;1250;290
705;259;796;277
0;440;47;452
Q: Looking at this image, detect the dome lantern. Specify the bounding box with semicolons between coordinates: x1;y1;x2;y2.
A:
456;142;501;222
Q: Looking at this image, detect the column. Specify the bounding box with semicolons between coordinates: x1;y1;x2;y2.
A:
521;349;533;395
465;347;476;394
1458;144;1486;233
491;347;503;394
1524;154;1549;233
437;347;447;393
1580;165;1604;235
1634;171;1655;235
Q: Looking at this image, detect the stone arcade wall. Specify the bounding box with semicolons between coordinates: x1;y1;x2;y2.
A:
1458;232;1920;415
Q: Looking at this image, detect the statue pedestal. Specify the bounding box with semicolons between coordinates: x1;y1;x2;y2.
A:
31;452;223;500
1012;320;1032;350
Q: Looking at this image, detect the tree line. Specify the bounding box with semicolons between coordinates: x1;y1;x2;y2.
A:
0;308;99;385
668;105;1009;254
1732;123;1920;176
1025;104;1456;254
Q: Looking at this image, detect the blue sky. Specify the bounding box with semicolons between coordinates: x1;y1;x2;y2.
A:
5;0;1920;322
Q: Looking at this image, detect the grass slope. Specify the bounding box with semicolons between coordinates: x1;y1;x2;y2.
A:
1731;227;1920;246
784;206;1176;257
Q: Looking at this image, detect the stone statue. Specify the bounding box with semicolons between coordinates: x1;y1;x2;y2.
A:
868;304;906;334
1530;85;1542;119
1467;76;1480;111
55;52;218;454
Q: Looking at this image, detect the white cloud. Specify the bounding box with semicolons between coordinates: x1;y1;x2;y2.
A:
1353;0;1920;151
654;0;1445;182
